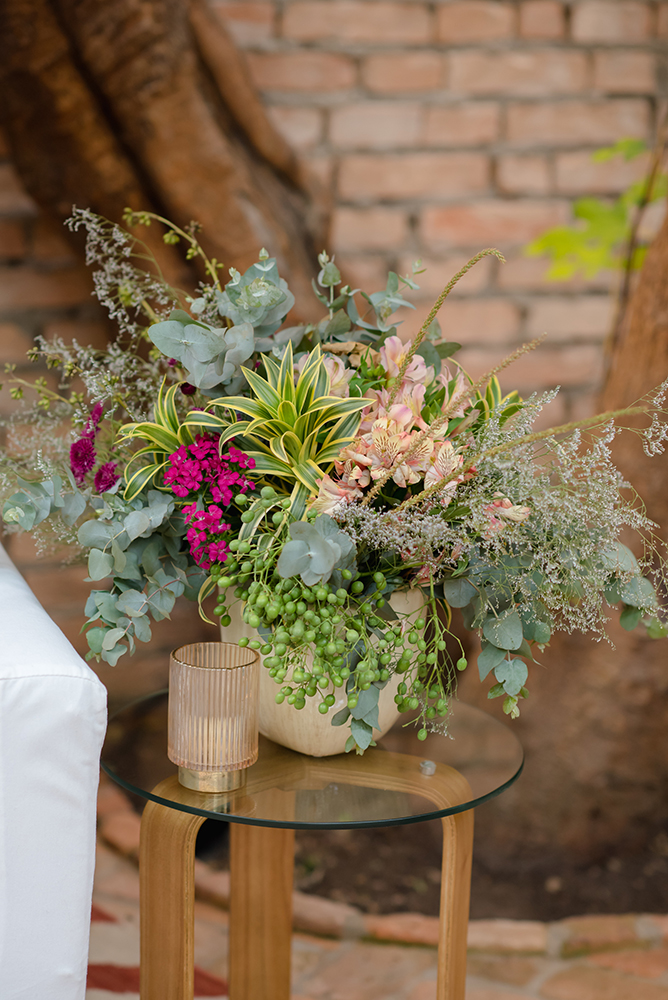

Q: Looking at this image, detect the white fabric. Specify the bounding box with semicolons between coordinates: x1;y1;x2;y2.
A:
0;543;107;1000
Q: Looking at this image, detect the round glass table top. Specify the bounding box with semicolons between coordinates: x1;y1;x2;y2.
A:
102;691;523;830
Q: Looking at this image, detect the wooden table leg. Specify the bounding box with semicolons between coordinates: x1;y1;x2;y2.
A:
229;821;295;1000
437;808;474;1000
139;797;205;1000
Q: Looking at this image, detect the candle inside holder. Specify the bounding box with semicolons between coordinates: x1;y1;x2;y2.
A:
168;642;259;792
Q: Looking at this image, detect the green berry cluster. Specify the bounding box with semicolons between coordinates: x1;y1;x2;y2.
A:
209;487;468;744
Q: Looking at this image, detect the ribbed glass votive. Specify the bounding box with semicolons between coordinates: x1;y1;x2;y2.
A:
168;642;259;792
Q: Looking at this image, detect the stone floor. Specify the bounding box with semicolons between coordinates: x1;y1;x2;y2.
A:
90;819;668;1000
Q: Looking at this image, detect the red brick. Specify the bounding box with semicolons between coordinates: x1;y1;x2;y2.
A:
330;102;423;149
589;949;668;979
210;1;275;43
659;4;668;37
496;254;615;292
0;322;31;362
282;2;431;44
436;2;515;42
519;1;565;39
331;206;409;251
99;811;141;857
42;319;109;347
467;918;548;953
0;265;92;309
433;298;520;345
362;52;445;94
466;954;540;986
527;295;613;340
425;103;500;146
497;155;551;195
462;990;529;1000
457;344;602;389
560;914;640;956
268;107;323;150
555;149;649;194
541;965;668;1000
365;912;439;946
593;51;655;93
339;152;489;200
0;220;27;259
339;254;393;291
450;49;588;96
301;153;334;193
0;164;38;217
507;99;650;147
421;199;569;249
572;2;652;42
247;52;356;92
32;218;77;263
22;563;93;614
399;252;493;296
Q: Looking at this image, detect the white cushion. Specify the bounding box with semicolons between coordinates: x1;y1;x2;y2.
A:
0;543;107;999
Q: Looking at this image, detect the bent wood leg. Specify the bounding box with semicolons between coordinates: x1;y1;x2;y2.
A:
438;808;474;1000
229;790;296;1000
302;752;474;1000
139;791;206;1000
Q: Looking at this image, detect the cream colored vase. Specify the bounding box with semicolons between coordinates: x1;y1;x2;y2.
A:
220;588;424;757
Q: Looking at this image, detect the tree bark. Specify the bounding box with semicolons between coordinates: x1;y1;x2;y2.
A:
0;0;323;308
461;207;668;871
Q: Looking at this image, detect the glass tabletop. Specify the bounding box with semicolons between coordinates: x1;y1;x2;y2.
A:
102;691;523;830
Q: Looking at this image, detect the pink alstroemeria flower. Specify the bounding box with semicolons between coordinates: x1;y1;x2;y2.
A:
311;472;363;514
380;336;434;386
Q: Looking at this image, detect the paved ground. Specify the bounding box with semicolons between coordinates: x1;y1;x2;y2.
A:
89;776;668;1000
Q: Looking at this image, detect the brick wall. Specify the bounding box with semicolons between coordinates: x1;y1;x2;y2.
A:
0;0;665;700
218;0;666;425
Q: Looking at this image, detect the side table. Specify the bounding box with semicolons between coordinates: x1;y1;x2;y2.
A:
102;693;523;1000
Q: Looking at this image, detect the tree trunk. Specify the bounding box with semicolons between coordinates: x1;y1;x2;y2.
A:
461;207;668;872
0;0;323;307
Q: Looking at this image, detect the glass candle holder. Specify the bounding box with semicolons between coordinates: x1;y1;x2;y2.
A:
168;642;259;792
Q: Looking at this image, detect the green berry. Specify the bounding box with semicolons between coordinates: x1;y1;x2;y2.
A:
456;657;467;671
261;486;276;499
318;702;329;714
238;637;249;647
417;728;428;741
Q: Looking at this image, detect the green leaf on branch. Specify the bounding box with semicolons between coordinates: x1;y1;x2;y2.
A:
620;604;643;631
482;610;523;651
441;577;477;608
478;640;506;681
88;548;114;581
494;658;528;697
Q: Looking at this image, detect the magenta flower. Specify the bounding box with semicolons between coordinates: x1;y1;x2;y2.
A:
70;438;96;484
183;503;231;570
164;436;255;504
83;402;104;439
94;462;120;494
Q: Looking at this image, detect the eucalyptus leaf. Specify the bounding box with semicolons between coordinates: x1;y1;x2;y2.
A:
124;510;152;541
620;604;642;630
436;341;462;359
494;658;528;697
88;548;114;581
482;610;523;651
620;576;658;609
102;627;127;651
331;707;351;727
441;577;477;608
350;717;374;750
477;641;506;681
61;490;87;525
600;542;639;575
78;519;114;549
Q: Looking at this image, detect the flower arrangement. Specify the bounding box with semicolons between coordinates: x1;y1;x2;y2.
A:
1;208;667;753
